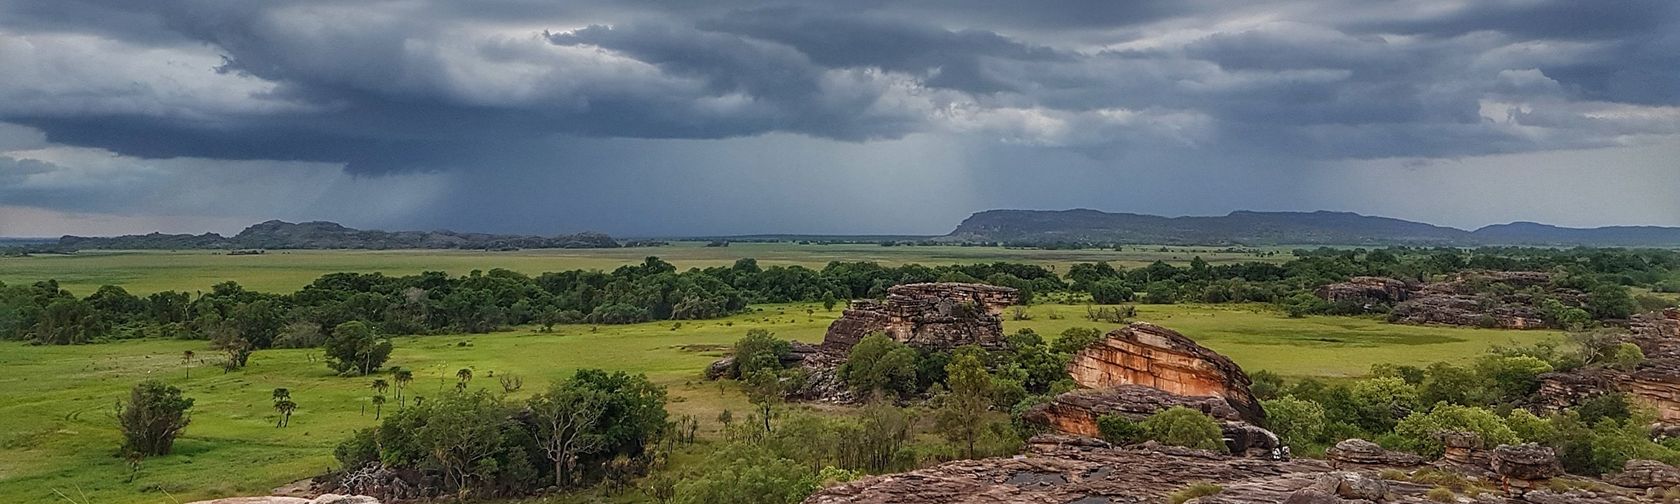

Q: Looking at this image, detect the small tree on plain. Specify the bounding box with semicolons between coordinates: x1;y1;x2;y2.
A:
117;380;193;456
322;321;392;375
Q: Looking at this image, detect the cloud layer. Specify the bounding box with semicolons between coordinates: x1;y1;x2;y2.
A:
0;0;1676;235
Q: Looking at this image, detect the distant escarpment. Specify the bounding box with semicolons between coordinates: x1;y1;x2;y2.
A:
944;209;1680;246
51;220;620;251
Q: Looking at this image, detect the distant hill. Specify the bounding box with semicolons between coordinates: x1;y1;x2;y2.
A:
944;209;1680;247
49;220;620;251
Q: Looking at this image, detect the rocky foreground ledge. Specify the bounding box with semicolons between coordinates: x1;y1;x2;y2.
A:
806;435;1671;504
185;494;377;504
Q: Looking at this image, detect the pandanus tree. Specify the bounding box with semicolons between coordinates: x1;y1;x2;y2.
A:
455;368;473;392
272;388;295;427
371;394;386;419
181;350;194;379
393;369;413;408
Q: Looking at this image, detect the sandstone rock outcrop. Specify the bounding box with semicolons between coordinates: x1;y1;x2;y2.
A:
1605;459;1680;489
1491;443;1564;493
820;283;1018;353
804;434;1667;503
1315;276;1412;306
1538;309;1680;423
1065;323;1264;424
1325;438;1425;467
1023;384;1246;437
185;496;378;504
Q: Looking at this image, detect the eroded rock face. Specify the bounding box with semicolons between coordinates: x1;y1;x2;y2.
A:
1024;384;1246;436
1605;460;1680;489
1315;276;1412;306
820;283;1018;353
1538;309;1680;423
1325;438;1425;467
1065;323;1263;424
1491;443;1564;483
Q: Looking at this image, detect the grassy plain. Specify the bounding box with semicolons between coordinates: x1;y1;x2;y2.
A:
0;246;1559;503
0;301;1556;504
0;243;1283;295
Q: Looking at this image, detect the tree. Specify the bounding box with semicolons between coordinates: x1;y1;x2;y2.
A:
411;390;511;499
743;369;784;433
1261;397;1326;449
371;395;386;419
1586;284;1637;320
1096;415;1146;445
181;350;194;379
117;380;193;456
33;298;102;345
935;346;994;458
1088;279;1134;304
322;321;392;375
673;442;817;504
456;368;474;392
839;334;919;398
1391;404;1518;457
498;374;524;394
393;369;414;407
1050;327;1104;355
528;379;608;487
208;322;253;371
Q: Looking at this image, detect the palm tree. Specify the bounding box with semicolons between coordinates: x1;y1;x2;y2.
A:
272;387;291;401
455;368;473;392
371;378;390;396
371;394;386;419
393;369;414;408
182;350;195;379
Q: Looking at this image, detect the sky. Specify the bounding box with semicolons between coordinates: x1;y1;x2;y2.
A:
0;0;1676;237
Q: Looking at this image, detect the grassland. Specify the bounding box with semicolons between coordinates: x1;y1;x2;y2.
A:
0;301;1557;504
0;246;1561;503
0;243;1283;295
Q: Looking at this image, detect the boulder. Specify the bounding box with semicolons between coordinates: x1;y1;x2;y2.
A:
1280;488;1342;504
1023;384;1246;437
1325;439;1424;467
1604;459;1680;489
1490;443;1563;482
185;496;378;504
1066;323;1264;424
1310;471;1388;501
819;283;1018;353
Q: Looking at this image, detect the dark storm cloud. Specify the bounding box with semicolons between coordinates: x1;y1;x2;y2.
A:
0;0;1676;233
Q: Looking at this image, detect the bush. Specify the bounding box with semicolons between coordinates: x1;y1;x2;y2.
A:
732;329;792;378
1578;393;1633;425
674;443;817;504
1051;327;1105;355
1141;282;1179;305
335;428;380;468
1089;280;1135;304
1604;343;1645;371
1586;285;1637;320
1426;487;1456;502
1391;404;1518;458
1142;407;1226;452
1348;377;1420;433
117;380;193;456
1263;397;1327;449
1096;415;1146;445
1474;355;1553;404
1250;370;1285;400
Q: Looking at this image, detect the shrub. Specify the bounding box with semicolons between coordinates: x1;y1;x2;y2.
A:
1474;355;1553;404
1263;396;1327;449
1096;415;1146;445
1142;407;1226;452
674;442;817;504
732;329;792;378
117;380;193;456
1426;486;1456;502
1050;327;1104;355
1348;377;1420;433
1089;280;1135;304
1578;393;1633;425
1604;343;1646;371
1250;370;1285;400
1391;404;1519;457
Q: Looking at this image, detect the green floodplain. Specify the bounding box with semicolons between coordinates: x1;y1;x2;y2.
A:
0;245;1561;503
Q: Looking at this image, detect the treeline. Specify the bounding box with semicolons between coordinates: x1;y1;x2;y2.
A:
0;257;1061;347
5;247;1676;349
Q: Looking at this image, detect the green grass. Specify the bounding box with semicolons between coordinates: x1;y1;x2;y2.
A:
0;243;1285;295
0;300;1557;503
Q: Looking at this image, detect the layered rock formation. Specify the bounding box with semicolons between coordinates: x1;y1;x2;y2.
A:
805;435;1665;503
820;283;1018;352
1491;444;1564;493
1064;323;1264;424
1314;276;1412;307
1538;309;1680;422
1318;271;1586;329
1324;439;1424;467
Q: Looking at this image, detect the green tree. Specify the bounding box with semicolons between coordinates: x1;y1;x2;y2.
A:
1586;284;1637;320
1474;355;1553;404
1391;404;1518;457
935;346;994;458
1262;397;1326;449
117;380;193;456
1347;377;1420;433
1096;415;1146;445
1051;327;1104;355
528;378;608;487
744;369;785;433
1089;279;1135;304
322;321;392;375
839;334;919;398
